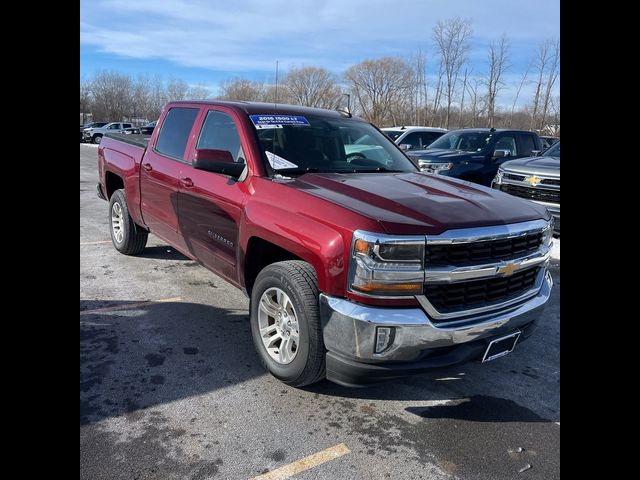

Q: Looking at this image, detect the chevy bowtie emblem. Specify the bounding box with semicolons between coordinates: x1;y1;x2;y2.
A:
525;175;541;186
498;262;518;276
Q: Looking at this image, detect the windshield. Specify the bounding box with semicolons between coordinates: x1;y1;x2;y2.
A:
428;130;492;152
254;116;417;176
383;130;403;141
544;141;560;158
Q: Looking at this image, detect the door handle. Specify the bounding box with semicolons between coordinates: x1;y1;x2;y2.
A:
180;177;194;188
142;163;153;171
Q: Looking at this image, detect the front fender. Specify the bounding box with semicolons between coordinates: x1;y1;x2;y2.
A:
240;201;346;296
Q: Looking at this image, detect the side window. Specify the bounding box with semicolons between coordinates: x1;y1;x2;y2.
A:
419;132;441;148
401;132;421;149
107;124;119;130
155;108;199;160
494;135;517;156
123;123;132;129
519;134;536;156
196;111;245;163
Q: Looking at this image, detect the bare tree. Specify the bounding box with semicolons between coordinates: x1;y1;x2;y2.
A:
344;57;412;125
149;75;167;120
88;70;133;121
429;64;445;127
530;41;551;131
217;78;265;101
466;78;485;128
432;17;473;128
457;68;471;128
80;79;92;124
284;66;342;109
540;38;560;132
166;78;189;101
188;83;211;100
509;59;532;127
484;33;510;128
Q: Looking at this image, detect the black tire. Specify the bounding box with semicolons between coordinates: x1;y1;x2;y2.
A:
109;189;148;255
250;261;325;387
92;134;102;144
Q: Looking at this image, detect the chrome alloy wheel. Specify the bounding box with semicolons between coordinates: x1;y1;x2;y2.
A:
111;202;124;243
258;287;300;364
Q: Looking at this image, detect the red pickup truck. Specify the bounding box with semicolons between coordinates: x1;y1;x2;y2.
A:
97;101;554;387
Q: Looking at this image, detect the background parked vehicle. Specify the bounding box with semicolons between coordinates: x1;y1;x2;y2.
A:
84;122;133;144
80;122;107;142
492;141;560;234
407;128;543;186
139;120;157;135
381;126;447;151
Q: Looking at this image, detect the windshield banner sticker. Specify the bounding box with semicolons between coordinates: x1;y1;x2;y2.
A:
265;151;298;170
250;115;310;129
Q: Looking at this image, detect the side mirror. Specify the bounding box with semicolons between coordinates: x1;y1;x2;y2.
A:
531;150;542;156
399;143;412;151
193;148;245;179
492;149;511;159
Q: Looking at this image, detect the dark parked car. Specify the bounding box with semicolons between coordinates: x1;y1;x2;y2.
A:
120;127;141;134
492;141;560;234
80;122;107;142
407;128;543;186
139;120;157;135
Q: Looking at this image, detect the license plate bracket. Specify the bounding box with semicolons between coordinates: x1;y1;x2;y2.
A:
482;331;521;363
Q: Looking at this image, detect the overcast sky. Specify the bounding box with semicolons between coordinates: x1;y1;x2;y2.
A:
80;0;559;107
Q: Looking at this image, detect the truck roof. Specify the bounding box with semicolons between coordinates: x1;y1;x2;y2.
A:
168;100;358;120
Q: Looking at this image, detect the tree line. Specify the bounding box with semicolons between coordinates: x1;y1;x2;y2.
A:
80;17;559;135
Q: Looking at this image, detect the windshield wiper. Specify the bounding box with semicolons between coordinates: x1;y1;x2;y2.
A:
337;167;406;173
272;167;322;175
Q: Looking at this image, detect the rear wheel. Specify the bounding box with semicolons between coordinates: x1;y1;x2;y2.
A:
250;261;325;387
109;189;148;255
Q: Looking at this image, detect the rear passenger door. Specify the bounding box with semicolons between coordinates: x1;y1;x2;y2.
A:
140;107;200;248
178;108;247;285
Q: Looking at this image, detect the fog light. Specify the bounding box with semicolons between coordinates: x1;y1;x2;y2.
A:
375;327;395;353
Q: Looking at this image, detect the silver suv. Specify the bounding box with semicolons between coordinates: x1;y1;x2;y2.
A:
381;126;448;151
492;141;560;234
83;122;133;144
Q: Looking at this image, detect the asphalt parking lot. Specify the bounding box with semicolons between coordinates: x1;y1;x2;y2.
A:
80;143;560;480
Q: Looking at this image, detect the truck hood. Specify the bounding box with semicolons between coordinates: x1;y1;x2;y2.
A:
500;156;560;177
408;148;484;163
288;172;549;235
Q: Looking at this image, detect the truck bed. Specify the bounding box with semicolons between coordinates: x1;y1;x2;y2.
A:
104;132;150;149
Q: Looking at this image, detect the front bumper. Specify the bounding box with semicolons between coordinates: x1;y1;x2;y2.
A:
319;269;553;386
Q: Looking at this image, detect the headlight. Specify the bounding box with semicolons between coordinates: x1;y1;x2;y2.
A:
348;230;425;296
542;217;554;246
418;161;453;173
494;169;504;184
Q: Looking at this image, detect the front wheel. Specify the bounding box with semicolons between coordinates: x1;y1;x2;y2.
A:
250;261;325;387
92;134;102;144
109;189;148;255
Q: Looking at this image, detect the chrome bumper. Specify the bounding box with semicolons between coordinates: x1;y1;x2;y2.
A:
319;269;552;363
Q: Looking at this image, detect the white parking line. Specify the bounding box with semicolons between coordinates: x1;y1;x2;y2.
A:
80;297;182;316
80;240;111;245
250;443;350;480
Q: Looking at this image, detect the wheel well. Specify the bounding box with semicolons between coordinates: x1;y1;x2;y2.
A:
105;171;124;199
244;237;304;295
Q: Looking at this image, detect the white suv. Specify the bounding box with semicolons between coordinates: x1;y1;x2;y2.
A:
381;126;448;151
83;122;134;144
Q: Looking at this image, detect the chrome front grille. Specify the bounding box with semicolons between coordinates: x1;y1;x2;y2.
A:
418;220;551;323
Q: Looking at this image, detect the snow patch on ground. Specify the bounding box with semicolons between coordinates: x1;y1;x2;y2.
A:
81;143;99;148
550;238;560;260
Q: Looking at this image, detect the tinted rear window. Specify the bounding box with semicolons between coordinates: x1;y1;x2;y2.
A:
155;108;199;160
